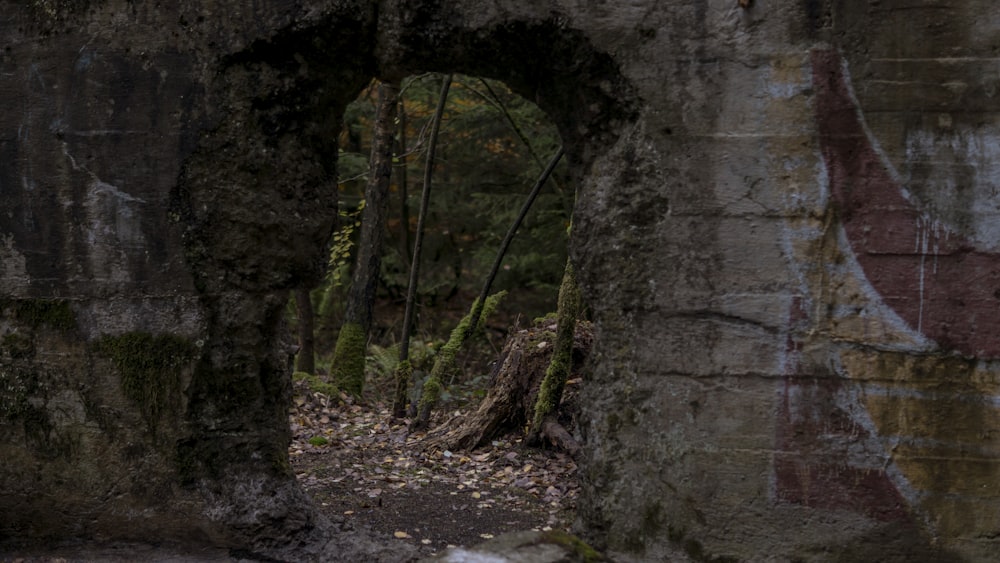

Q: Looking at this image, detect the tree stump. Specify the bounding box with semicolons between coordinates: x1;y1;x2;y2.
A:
421;320;593;453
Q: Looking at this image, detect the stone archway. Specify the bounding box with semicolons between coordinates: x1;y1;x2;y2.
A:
168;5;640;557
2;2;639;560
5;2;1000;561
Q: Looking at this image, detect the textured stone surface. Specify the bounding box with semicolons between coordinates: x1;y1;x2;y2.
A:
2;0;1000;561
421;530;604;563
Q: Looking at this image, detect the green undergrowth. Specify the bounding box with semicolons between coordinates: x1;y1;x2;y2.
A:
307;436;329;447
293;371;338;396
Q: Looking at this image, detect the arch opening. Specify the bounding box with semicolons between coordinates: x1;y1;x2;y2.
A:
169;7;640;558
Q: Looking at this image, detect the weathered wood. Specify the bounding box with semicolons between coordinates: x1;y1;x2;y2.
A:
422;321;593;452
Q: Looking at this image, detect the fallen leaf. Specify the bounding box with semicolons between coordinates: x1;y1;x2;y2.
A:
394;531;411;539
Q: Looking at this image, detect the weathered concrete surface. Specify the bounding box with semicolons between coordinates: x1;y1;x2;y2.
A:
2;0;1000;561
420;530;606;563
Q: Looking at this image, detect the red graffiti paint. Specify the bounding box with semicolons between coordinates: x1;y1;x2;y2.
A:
774;377;911;522
774;296;910;521
812;48;1000;359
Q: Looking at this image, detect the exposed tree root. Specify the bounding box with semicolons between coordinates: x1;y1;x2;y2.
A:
421;320;593;454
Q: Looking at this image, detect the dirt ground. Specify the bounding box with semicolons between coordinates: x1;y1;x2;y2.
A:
0;374;581;563
289;378;581;559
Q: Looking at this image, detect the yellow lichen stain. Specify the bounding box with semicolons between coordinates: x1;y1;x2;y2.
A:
840;348;1000;542
916;494;1000;541
769;54;809;89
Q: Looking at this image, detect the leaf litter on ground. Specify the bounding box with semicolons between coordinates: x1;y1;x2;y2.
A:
288;377;580;556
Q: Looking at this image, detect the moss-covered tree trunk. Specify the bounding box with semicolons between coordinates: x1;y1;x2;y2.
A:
410;291;506;430
527;259;581;451
332;80;400;396
294;287;316;374
422;317;593;452
411;147;564;428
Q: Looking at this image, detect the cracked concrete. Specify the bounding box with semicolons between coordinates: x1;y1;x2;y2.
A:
2;1;1000;561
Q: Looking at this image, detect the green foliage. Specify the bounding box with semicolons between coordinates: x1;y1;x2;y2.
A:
332;72;568;312
331;322;366;396
302;72;569;408
337;150;370;184
307;436;329;447
292;371;337;396
328;200;365;290
366;343;401;380
95;332;197;433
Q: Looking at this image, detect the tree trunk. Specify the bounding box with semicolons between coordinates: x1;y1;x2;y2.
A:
412;146;564;426
528;259;580;442
394;74;452;418
421;319;593;453
294;287;316;374
412;291;506;431
332;80;400;396
396;99;411;265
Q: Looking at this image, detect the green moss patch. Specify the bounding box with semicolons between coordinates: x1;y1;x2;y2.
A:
538;530;607;562
0;298;76;332
331;322;366;396
95;332;197;433
2;332;34;359
0;366;39;420
293;371;338;396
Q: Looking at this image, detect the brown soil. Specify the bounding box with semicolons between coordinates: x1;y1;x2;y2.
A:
289;379;581;559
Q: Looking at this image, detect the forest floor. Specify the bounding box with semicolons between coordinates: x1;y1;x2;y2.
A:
288;377;581;559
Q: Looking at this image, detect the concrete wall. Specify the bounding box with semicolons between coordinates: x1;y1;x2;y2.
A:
573;1;1000;560
1;1;998;560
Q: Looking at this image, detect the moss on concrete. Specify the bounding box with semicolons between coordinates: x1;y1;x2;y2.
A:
538;530;607;562
1;332;34;359
0;298;76;332
667;524;739;563
95;332;196;434
331;322;366;396
0;365;39;420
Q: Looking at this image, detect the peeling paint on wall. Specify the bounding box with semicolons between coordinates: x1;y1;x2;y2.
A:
773;47;1000;550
